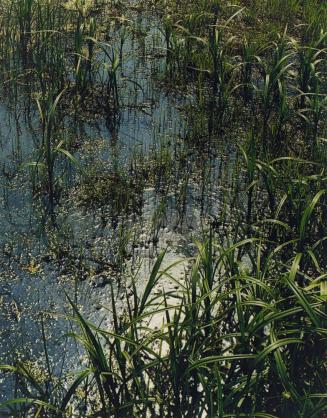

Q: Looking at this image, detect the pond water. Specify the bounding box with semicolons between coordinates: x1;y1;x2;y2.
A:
0;3;237;403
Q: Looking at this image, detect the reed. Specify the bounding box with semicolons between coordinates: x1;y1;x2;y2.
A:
28;89;80;215
2;228;326;416
0;0;326;417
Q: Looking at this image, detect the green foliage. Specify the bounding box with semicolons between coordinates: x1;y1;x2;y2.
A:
0;0;326;416
2;232;326;417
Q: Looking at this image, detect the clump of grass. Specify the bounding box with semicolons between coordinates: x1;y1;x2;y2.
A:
27;89;81;215
2;229;326;417
77;164;144;216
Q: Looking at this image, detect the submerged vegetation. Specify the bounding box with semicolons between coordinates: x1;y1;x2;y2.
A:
0;0;326;416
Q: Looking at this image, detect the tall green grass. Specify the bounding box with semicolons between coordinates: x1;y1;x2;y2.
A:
1;228;326;416
0;0;326;416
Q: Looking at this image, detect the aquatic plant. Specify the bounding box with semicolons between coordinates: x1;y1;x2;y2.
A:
2;229;327;417
0;0;326;417
29;89;80;213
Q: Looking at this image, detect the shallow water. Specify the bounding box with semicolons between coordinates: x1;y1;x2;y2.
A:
0;3;235;403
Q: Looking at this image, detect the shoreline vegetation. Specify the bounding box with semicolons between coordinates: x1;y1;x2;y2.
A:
0;0;326;416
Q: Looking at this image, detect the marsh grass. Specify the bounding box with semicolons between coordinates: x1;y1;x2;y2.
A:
0;0;326;416
2;228;326;417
